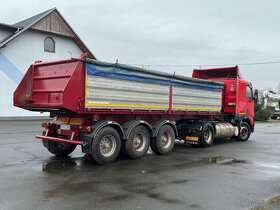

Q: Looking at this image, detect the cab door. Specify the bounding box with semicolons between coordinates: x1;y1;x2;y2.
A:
245;85;255;123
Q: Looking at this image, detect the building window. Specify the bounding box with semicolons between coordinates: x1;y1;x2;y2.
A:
44;37;55;53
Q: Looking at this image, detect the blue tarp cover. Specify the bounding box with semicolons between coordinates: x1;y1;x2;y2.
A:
86;63;223;92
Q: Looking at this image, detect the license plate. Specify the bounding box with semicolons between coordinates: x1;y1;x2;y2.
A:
59;124;71;130
185;136;198;141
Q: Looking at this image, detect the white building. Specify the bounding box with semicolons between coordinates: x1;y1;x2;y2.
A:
0;8;96;117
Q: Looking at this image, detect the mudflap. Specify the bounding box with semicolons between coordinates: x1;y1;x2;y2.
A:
81;134;93;154
181;122;202;145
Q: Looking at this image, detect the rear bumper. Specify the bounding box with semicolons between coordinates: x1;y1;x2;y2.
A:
36;135;85;145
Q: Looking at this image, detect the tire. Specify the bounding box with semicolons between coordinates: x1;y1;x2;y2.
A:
237;122;251;141
200;123;214;148
123;125;150;159
271;116;278;120
151;124;175;155
47;141;77;156
90;126;121;165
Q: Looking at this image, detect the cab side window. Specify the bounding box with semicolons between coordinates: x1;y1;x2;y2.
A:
246;86;253;100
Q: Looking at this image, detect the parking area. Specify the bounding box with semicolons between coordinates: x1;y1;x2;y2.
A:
0;120;280;210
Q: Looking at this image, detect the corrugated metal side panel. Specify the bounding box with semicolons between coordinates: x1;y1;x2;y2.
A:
172;86;222;111
85;75;169;110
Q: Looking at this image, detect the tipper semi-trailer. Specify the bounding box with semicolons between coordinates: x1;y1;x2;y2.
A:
14;54;257;164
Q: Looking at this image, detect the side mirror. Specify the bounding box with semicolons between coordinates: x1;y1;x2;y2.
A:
253;89;258;102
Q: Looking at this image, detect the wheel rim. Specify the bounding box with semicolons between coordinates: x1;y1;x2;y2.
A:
240;126;249;138
204;128;212;144
100;135;116;157
161;132;172;149
133;133;146;152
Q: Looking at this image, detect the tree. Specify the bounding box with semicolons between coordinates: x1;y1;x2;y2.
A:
254;102;271;121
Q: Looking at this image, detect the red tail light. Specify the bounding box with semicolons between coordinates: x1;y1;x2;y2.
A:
189;129;196;134
41;122;49;129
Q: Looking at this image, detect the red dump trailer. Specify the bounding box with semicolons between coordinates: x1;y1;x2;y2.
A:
14;54;257;164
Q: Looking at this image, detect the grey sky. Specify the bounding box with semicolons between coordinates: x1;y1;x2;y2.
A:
1;0;280;90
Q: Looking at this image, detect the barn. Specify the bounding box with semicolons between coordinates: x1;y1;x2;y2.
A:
0;8;96;117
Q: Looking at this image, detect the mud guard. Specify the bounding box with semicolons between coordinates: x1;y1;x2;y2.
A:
81;120;124;154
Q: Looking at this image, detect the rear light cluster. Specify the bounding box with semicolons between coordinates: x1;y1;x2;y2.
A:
43;117;93;133
84;126;92;133
188;129;196;134
56;117;83;125
41;122;49;129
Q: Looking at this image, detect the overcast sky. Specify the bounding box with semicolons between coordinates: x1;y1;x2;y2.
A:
1;0;280;90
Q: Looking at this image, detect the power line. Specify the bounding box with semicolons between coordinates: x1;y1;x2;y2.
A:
129;61;280;68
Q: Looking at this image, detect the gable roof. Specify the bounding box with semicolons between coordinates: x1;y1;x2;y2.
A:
13;8;54;29
0;22;18;31
0;8;96;59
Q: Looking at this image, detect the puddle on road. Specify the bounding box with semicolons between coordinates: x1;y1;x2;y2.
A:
42;158;77;173
39;155;247;207
39;155;248;176
44;181;93;198
99;194;132;202
170;179;189;184
168;156;248;172
41;156;94;173
206;157;248;165
121;183;183;205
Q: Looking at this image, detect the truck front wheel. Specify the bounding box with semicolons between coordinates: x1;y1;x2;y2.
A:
47;141;77;156
237;122;251;141
123;125;150;159
151;125;175;155
200;123;214;147
89;126;121;165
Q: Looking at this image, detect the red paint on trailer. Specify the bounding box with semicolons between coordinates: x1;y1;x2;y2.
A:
168;86;173;114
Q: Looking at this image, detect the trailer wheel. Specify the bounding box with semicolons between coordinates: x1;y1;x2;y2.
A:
237;122;251;141
89;126;121;164
47;141;77;156
123;125;150;159
200;123;214;147
151;125;175;155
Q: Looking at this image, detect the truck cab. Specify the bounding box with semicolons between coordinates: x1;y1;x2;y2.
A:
192;66;255;132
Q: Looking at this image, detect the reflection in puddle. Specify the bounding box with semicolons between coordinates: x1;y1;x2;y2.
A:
42;157;79;173
40;155;247;175
206;157;247;165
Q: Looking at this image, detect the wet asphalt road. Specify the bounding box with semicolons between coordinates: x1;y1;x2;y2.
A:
0;120;280;210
